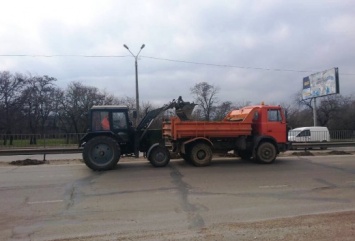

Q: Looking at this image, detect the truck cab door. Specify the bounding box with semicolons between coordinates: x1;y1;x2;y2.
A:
265;108;287;143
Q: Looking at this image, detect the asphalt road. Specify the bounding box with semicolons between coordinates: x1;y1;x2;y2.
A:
0;154;354;241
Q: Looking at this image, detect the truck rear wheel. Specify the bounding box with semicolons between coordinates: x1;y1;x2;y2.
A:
149;146;170;167
189;143;212;167
83;136;120;171
320;140;328;150
256;142;276;164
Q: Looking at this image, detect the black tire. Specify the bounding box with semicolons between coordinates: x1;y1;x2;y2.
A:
189;143;212;167
149;146;170;167
238;150;252;160
320;140;328;150
255;142;276;164
83;136;120;171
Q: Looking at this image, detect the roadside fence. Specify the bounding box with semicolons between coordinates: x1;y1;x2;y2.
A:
0;133;86;149
1;130;354;150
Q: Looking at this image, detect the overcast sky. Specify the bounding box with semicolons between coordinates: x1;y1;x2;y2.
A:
1;0;354;106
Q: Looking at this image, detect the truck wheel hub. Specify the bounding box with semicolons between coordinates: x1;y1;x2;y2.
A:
197;150;206;159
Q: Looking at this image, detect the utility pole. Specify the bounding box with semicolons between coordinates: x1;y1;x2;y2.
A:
313;97;317;126
123;44;145;126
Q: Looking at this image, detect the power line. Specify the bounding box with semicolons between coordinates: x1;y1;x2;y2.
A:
142;55;312;73
1;53;354;75
142;55;355;75
0;54;129;58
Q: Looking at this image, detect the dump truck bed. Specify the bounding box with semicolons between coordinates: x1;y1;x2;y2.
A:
163;117;253;140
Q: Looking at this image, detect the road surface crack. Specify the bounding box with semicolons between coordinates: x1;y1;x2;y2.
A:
169;164;205;229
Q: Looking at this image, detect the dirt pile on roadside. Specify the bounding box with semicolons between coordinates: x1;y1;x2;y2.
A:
10;158;47;165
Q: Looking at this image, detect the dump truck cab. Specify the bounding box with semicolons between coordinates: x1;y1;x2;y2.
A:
224;104;288;150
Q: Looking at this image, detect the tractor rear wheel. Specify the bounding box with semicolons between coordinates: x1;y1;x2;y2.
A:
83;136;120;171
189;143;212;167
149;146;170;167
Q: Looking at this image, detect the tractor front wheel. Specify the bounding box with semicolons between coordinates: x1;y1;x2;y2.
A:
148;146;170;167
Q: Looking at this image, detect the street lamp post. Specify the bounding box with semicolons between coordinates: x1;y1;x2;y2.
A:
123;44;145;127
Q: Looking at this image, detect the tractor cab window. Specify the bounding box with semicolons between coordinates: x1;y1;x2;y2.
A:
92;111;110;131
268;109;282;122
112;112;128;130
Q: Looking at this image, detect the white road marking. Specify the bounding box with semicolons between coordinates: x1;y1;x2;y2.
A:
28;200;64;205
259;185;288;189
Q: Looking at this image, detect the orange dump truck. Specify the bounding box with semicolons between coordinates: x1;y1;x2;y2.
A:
162;103;289;166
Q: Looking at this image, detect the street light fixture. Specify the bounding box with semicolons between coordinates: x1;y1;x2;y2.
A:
123;44;145;126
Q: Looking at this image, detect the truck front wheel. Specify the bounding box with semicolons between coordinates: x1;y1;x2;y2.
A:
149;146;170;167
83;136;120;171
256;142;276;164
189;143;212;167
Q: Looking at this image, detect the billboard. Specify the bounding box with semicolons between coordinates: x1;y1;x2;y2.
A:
302;67;339;99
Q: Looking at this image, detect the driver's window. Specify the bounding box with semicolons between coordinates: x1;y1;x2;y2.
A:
92;111;109;131
112;112;127;129
268;109;282;122
298;130;310;137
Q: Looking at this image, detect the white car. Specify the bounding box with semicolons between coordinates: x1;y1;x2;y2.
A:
288;126;330;143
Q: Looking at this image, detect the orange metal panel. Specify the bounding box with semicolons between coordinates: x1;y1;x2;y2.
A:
163;117;252;140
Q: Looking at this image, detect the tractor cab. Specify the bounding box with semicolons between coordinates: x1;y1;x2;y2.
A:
85;105;136;155
90;105;132;132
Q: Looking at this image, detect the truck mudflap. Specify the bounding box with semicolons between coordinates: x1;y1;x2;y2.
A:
278;142;290;152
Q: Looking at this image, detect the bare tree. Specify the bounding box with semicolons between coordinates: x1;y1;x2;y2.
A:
289;90;355;129
190;82;219;121
213;101;233;121
22;75;58;143
234;100;252;110
0;71;26;144
294;90;313;110
57;82;106;133
317;94;351;127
